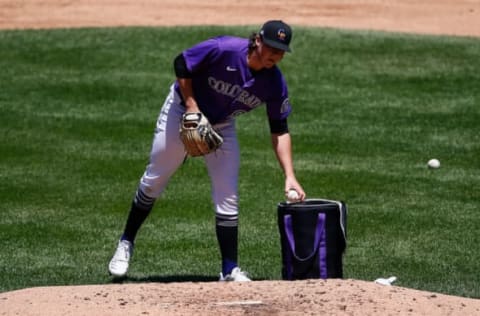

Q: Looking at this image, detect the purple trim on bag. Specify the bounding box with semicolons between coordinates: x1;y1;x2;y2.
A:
319;217;327;278
284;215;294;280
284;213;327;279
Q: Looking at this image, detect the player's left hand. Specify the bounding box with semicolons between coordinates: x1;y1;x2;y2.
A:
179;112;223;157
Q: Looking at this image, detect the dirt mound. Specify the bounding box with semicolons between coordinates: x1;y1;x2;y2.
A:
1;279;479;315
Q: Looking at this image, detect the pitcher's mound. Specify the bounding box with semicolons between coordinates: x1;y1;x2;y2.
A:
1;279;479;315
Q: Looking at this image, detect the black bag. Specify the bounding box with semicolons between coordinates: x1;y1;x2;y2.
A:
277;199;347;280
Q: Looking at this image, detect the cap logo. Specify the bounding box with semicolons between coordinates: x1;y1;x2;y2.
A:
277;29;287;41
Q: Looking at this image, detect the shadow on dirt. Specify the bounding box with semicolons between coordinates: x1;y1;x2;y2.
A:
110;274;220;284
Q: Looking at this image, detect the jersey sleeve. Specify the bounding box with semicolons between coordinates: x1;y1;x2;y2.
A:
265;71;292;120
182;37;221;73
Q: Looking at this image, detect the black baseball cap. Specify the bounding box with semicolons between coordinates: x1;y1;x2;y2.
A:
259;20;292;52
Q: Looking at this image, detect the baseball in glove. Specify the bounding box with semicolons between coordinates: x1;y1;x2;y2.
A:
179;112;223;157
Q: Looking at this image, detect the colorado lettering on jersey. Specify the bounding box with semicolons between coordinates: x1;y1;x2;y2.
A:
208;77;262;109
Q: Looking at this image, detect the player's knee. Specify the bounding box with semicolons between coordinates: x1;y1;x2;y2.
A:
214;195;239;217
139;176;167;199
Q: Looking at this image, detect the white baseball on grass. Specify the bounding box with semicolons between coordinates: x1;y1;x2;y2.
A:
286;189;299;202
427;158;440;169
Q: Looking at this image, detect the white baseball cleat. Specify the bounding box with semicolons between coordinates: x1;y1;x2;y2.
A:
108;239;133;277
219;267;251;282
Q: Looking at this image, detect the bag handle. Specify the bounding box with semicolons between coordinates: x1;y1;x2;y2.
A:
284;213;326;261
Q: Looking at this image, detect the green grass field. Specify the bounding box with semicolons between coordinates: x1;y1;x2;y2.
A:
0;25;479;298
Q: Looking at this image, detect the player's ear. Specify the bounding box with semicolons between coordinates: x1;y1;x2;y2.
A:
255;35;262;47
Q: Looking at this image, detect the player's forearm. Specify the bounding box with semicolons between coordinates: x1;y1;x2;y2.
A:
177;78;199;113
174;53;199;113
272;133;306;199
271;133;295;178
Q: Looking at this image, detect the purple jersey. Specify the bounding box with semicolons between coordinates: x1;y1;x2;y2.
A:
174;36;292;125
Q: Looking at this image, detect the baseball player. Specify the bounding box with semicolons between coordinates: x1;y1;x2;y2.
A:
108;20;306;281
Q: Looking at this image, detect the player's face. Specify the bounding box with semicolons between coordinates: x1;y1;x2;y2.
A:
256;38;285;68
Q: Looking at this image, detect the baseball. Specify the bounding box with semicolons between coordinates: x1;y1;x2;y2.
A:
286;189;300;202
427;158;440;169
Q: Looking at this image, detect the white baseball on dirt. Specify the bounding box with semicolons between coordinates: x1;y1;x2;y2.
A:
287;189;299;202
427;158;441;169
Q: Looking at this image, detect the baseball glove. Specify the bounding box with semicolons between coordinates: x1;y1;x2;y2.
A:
179;112;223;157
